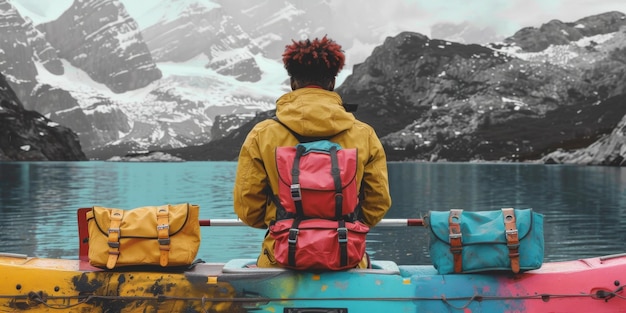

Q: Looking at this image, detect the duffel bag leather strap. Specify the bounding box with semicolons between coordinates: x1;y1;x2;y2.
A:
157;205;171;267
448;209;463;273
502;208;520;273
106;208;124;269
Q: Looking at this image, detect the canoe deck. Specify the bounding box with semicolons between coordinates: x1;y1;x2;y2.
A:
1;252;625;312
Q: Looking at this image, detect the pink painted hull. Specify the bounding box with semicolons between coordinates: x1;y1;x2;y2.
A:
498;254;626;312
1;253;625;312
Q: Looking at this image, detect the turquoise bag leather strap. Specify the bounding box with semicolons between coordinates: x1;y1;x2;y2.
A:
448;209;463;273
502;208;521;273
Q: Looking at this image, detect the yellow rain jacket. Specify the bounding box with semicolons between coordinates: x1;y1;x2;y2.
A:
233;87;391;267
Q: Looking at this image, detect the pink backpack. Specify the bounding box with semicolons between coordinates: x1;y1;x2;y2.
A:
269;119;369;270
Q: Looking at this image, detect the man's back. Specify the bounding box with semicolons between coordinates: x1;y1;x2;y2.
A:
233;36;391;269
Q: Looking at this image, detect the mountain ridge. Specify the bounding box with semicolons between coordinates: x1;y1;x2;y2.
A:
1;1;626;165
167;11;626;166
0;71;86;161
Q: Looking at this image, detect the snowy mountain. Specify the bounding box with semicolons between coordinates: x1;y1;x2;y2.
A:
340;11;626;163
3;0;418;158
7;0;626;165
38;0;162;93
169;11;626;166
2;0;285;158
139;1;263;82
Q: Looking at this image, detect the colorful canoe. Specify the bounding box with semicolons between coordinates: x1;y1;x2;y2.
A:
1;252;625;313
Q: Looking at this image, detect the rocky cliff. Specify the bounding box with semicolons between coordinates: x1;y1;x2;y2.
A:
5;2;626;165
141;2;262;82
37;0;162;93
0;0;39;102
167;110;275;161
505;12;626;52
0;73;86;161
216;0;334;58
172;11;626;165
0;0;63;78
2;0;275;157
28;84;132;150
541;95;626;165
337;12;626;162
0;0;143;152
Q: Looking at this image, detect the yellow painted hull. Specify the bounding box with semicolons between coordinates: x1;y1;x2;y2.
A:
2;253;626;313
0;254;240;312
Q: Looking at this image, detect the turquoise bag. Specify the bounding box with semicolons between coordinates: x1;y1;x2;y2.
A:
425;208;544;274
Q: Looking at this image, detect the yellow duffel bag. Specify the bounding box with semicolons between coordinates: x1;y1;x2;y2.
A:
86;203;200;269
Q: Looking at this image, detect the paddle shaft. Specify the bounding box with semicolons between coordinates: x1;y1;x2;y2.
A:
199;218;423;227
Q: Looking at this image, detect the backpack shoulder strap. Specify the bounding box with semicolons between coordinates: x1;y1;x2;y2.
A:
265;186;294;222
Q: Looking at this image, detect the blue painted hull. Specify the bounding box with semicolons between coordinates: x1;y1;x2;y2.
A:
1;253;625;312
211;256;626;312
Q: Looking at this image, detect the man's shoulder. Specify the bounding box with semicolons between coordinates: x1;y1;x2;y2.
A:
252;117;279;130
352;119;376;132
248;117;288;138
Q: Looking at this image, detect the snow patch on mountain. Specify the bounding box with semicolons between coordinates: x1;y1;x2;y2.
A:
34;59;113;107
35;52;279;115
491;31;618;66
153;54;284;105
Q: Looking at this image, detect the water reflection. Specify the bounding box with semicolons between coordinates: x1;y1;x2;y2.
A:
0;161;624;264
375;162;626;264
0;161;257;259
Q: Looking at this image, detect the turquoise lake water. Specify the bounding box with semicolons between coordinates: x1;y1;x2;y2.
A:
0;161;624;264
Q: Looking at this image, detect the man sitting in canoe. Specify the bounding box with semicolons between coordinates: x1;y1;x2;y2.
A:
233;35;391;269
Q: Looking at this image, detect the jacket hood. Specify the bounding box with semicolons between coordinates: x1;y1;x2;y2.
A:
275;88;355;137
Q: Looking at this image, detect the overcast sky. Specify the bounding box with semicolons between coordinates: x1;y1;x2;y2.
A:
383;0;626;38
9;0;626;40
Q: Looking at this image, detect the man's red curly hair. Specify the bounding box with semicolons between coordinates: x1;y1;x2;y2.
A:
282;36;345;81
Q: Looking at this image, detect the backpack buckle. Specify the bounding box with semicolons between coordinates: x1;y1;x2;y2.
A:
337;227;348;243
288;228;299;244
290;184;302;201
